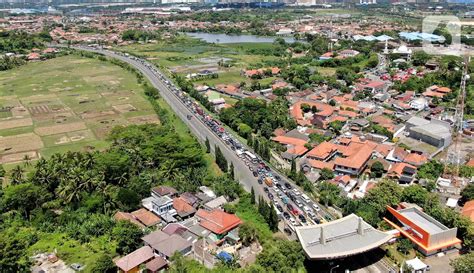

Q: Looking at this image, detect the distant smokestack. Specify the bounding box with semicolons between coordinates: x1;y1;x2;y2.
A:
358;217;364;236
320;227;326;245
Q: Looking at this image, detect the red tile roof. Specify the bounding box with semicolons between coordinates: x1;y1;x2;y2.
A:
461;200;474;222
286;145;309;156
307;141;337;160
272;135;307;147
131;208;161;227
196;209;242;235
404;152;428;166
308;159;334;170
173;197;196;215
114;211;145;228
334;142;376;170
388;162;416;177
290;101;334;126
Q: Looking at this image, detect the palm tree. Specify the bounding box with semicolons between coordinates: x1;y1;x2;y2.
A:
9;165;24;185
23;154;31;168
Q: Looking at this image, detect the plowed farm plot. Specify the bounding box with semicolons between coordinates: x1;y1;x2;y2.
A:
0;55;159;165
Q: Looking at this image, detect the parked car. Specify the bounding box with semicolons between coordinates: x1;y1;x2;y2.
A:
284;227;292;235
263;187;269;193
285;182;292;189
283;211;291;220
298;214;307;223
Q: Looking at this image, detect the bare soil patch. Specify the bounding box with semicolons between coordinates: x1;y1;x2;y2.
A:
0;133;43;155
1;150;38;164
0;117;33;130
81;110;116;119
35;122;87;136
112;104;137;113
127;115;160;125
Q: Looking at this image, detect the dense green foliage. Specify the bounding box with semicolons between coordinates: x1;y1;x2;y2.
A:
417;160;444;181
0;31;47;54
121;29;160;41
450;252;474;273
220;97;296;139
460;184;474;206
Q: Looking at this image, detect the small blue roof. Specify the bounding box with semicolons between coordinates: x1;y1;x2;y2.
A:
217;251;233;262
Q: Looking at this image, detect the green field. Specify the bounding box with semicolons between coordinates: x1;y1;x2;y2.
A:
0;54;159;166
118;36;281;87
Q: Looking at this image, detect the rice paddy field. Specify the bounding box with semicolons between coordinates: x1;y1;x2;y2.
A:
0;54;159;165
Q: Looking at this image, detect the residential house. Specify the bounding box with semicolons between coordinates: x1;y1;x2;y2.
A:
173;197;196;219
196;209;242;239
204;196;228;211
152;186;178;198
114;211;145;229
145;256;168;273
387;162;417;184
422;85;452;99
151;195;177;223
334;142;376;176
115;246;155;273
180;192;199;207
337;49;360;59
142;230;193;259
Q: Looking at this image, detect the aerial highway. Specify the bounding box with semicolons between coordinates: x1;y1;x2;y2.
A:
69;45;334;234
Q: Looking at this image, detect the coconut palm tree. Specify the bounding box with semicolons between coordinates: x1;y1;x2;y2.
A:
22;154;31;168
9;165;24;185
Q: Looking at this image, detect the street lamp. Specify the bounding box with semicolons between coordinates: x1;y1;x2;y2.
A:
330;264;340;273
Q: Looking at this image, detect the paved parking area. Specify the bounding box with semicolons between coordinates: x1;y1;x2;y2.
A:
423;251;459;273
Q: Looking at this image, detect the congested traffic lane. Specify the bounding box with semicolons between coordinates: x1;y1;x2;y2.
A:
71;45;333;234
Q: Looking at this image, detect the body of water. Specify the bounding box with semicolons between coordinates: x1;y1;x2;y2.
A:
185;32;296;44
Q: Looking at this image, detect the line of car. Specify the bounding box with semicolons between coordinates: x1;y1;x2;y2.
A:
87;47;332;235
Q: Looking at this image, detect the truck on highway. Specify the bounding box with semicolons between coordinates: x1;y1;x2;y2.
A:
264;177;273;187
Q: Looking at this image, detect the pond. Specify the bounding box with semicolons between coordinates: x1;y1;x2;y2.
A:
185;32;296;44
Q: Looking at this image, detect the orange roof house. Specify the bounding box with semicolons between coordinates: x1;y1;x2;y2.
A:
173;197;196;218
216;84;239;95
196;209;242;235
307;141;338;161
423;85;452;98
290;101;334;126
272;135;307;147
131;208;161;227
114;211;145;228
404;152;428;166
461;200;474;222
333;142;376;175
384;206;461;256
307;159;335;170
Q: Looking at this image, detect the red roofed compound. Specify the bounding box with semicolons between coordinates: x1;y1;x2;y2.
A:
290;101;334;126
384;206;461;256
196;209;242;237
334;142;376;176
